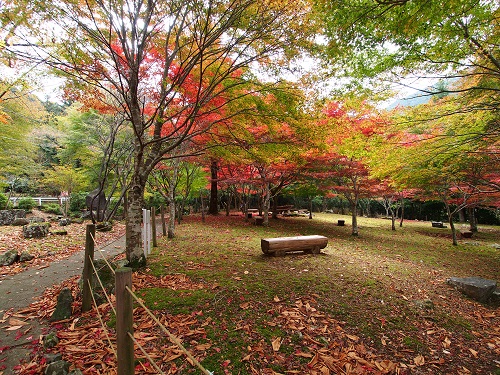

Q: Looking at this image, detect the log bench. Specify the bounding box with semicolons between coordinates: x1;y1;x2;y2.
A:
431;221;447;228
261;235;328;256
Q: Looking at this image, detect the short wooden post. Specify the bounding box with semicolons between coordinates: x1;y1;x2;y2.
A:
82;224;95;312
160;206;167;236
151;206;157;247
116;267;134;375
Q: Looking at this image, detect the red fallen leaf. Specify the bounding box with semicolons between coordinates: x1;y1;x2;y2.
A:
0;346;10;353
222;359;231;367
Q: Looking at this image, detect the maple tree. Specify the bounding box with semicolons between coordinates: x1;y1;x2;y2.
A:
5;0;319;267
371;95;500;244
315;0;499;99
304;99;388;235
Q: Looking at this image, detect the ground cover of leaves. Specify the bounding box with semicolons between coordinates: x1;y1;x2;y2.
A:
2;213;499;375
0;215;125;280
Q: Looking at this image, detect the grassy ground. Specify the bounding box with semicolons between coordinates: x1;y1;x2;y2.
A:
9;212;499;375
136;213;499;375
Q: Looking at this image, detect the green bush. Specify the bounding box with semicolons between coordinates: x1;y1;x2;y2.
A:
18;197;37;211
41;203;63;215
69;191;88;213
144;191;167;210
0;193;8;209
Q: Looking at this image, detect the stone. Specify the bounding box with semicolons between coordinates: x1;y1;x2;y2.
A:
50;288;73;322
44;360;70;375
29;216;46;223
44;353;63;364
43;331;60;349
86;189;106;221
79;258;117;305
491;243;500;250
19;251;34;262
52;230;68;236
415;299;434;310
447;277;497;303
0;209;26;225
0;250;19;266
69;370;83;375
59;218;71;226
23;222;50;238
95;221;112;232
12;217;30;226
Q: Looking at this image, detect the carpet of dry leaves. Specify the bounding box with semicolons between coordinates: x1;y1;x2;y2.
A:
0;217;125;280
1;214;499;375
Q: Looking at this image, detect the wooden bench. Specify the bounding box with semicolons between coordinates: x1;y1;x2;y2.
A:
431;221;447;228
261;235;328;256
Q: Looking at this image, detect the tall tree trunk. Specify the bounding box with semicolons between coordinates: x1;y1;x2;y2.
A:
126;178;147;269
200;190;206;223
309;198;313;219
468;207;478;232
458;208;466;223
351;198;359;236
391;207;396;231
208;160;218;215
399;199;405;227
272;198;278;219
168;193;176;238
444;202;458;246
225;192;231;216
263;183;270;226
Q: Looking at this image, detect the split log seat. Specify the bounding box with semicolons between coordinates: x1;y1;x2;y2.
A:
261;235;328;256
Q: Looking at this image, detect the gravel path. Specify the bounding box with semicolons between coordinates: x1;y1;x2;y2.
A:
0;235;126;374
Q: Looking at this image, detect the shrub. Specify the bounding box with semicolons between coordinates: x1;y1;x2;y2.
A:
0;193;8;209
144;191;167;210
69;191;88;213
18;197;37;211
41;203;63;215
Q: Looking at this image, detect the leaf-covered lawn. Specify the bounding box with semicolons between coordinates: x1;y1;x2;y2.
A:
8;213;500;374
0;219;125;280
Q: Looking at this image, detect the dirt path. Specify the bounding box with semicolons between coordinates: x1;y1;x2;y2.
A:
0;235;126;375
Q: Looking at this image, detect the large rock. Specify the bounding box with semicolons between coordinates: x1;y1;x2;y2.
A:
23;222;50;238
12;217;30;226
447;277;497;303
0;209;26;225
0;250;19;266
50;288;73;322
45;360;70;375
19;251;35;262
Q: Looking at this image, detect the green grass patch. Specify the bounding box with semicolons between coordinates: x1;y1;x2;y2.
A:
138;287;214;314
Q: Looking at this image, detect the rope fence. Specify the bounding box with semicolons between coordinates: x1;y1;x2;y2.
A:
82;208;214;375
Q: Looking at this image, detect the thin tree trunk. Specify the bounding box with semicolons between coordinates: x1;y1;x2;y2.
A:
351;199;359;236
200;190;206;223
263;183;270;226
208;160;218;215
399;199;404;227
445;202;458;246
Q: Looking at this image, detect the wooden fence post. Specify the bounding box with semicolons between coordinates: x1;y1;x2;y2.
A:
151;207;157;248
161;206;167;236
82;224;95;312
116;267;134;375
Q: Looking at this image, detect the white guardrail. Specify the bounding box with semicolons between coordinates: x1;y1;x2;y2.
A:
9;196;69;206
